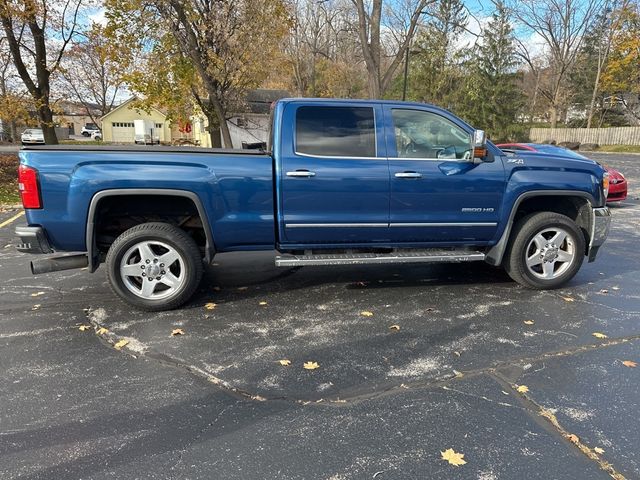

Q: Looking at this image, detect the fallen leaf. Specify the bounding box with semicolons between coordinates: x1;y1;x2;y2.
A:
516;385;529;393
524;320;535;325
97;327;109;335
561;296;575;302
259;301;268;306
30;291;45;297
441;448;466;466
32;304;41;311
278;359;291;366
389;324;400;331
566;433;580;444
204;302;217;310
592;332;608;339
303;361;320;370
622;360;637;368
171;328;185;336
599;289;609;294
453;369;464;378
114;339;129;350
594;447;605;454
453;351;461;357
360;311;374;317
78;325;91;331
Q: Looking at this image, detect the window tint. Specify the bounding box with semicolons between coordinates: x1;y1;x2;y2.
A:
296;106;376;157
391;109;471;159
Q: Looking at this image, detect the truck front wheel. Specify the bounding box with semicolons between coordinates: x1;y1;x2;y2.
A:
106;222;203;311
504;212;585;289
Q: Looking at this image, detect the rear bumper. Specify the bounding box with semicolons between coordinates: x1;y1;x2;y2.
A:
588;207;611;262
15;226;53;254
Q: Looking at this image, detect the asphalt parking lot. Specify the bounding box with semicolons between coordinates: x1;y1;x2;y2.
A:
1;152;639;479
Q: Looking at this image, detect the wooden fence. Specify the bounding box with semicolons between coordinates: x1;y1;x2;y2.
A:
529;127;640;146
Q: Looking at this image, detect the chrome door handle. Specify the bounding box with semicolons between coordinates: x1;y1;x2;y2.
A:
395;172;422;178
286;170;316;177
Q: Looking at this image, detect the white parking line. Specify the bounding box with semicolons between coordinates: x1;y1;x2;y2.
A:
0;211;24;229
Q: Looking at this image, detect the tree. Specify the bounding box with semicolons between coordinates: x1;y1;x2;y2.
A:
0;0;84;144
352;0;433;98
512;0;605;127
59;23;128;124
106;0;290;148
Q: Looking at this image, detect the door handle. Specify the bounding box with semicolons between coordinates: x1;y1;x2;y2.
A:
395;171;422;179
286;170;316;177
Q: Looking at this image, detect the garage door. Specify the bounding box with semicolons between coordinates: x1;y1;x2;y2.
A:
111;122;135;143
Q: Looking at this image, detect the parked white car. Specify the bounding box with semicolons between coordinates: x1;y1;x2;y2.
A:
81;123;100;136
21;128;45;145
91;130;102;141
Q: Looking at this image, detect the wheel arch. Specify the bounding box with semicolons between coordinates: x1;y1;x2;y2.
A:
86;189;216;272
486;190;595;266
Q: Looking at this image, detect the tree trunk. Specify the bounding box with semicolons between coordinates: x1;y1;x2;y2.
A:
209;96;232;148
38;102;58;145
586;68;602;129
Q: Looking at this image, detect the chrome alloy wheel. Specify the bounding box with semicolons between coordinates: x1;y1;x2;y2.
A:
525;227;576;280
120;240;186;300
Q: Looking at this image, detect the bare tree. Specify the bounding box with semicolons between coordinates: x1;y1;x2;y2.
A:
512;0;604;127
0;0;84;144
352;0;433;98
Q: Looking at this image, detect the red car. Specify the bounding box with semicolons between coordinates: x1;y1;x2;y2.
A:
497;143;628;203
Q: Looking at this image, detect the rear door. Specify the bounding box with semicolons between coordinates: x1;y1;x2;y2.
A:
278;102;389;245
384;106;505;243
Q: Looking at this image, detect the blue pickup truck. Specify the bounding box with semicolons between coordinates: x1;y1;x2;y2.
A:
15;99;612;310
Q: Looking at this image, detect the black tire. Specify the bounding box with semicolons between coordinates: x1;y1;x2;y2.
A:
504;212;585;289
106;222;204;311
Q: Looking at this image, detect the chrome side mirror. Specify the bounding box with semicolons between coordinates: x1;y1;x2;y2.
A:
473;129;489;162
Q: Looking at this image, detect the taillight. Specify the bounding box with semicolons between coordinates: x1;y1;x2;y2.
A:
18;165;42;209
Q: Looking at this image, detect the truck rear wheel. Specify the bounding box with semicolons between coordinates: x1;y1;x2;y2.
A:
106;222;203;311
504;212;585;289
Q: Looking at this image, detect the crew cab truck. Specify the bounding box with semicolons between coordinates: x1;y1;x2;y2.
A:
15;99;612;311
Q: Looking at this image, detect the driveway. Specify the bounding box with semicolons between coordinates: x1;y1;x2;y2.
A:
0;153;638;479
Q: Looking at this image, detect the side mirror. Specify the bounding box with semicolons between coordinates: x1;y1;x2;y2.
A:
473;129;489;162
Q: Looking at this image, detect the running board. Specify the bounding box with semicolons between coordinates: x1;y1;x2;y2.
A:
275;249;486;267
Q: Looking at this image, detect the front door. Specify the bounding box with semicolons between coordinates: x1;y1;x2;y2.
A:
385;107;505;243
278;103;389;245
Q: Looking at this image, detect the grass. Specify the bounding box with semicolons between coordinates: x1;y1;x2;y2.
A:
0;154;20;205
597;145;640;154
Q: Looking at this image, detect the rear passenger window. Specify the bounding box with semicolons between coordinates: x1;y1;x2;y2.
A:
296;106;376;157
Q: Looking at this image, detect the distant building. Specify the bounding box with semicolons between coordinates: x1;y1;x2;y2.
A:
53;100;101;136
100;97;173;144
192;89;289;148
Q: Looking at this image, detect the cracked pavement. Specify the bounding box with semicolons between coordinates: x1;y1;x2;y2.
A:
0;152;638;479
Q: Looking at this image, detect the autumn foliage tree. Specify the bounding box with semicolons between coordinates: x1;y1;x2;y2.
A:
106;0;290;148
0;0;84;144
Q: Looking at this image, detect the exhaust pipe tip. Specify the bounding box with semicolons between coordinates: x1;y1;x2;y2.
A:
30;254;89;275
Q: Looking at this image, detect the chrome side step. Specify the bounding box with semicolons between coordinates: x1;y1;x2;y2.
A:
275;249;486;267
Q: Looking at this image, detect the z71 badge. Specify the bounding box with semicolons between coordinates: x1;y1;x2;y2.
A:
507;157;525;165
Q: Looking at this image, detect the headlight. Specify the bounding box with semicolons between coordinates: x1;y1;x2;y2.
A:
602;171;610;197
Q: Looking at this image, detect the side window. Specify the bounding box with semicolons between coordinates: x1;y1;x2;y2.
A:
296;106;376;157
391;109;472;160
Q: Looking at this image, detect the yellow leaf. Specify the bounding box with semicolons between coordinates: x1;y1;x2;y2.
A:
566;434;580;444
97;327;109;335
204;302;217;310
524;320;535;325
622;360;637;368
30;291;45;297
114;339;129;350
171;328;185;336
360;311;374;317
594;447;605;454
78;325;91;331
516;385;529;393
32;304;41;311
303;361;320;370
592;332;608;339
561;296;575;302
278;359;291;366
389;324;400;331
441;448;466;466
259;301;268;306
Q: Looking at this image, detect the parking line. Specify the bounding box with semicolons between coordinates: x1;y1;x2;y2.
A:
0;211;25;229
